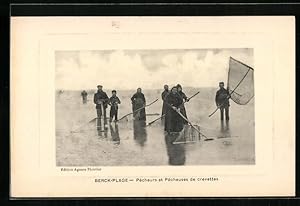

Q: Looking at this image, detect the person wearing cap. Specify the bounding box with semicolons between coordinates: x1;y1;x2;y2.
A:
131;88;146;121
161;84;169;116
215;82;230;121
164;86;184;133
109;90;121;122
93;85;109;119
81;90;88;104
176;84;189;124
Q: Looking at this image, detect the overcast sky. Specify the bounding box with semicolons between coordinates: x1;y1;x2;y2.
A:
55;48;253;90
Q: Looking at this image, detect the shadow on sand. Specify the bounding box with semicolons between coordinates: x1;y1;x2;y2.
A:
164;132;186;165
133;120;148;147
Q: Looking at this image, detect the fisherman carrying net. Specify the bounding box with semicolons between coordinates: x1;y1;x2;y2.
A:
93;85;109;120
209;57;254;119
215;82;230;121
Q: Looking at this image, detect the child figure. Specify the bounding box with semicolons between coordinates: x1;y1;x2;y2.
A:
109;90;121;122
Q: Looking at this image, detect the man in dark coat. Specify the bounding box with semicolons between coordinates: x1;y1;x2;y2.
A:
109;90;121;122
131;88;146;121
161;85;169;116
215;82;230;121
165;86;184;133
94;85;109;119
176;84;189;124
81;90;88;104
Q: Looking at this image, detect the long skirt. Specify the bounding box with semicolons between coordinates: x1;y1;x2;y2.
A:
164;108;184;133
162;102;168;115
133;100;146;121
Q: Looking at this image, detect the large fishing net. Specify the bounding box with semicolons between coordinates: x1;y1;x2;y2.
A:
227;57;254;105
172;125;202;144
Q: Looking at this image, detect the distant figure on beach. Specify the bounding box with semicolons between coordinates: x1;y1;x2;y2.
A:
165;86;184;133
176;84;188;124
109;90;121;122
94;85;109;119
131;88;146;121
161;84;169;116
215;81;230;121
81;90;88;104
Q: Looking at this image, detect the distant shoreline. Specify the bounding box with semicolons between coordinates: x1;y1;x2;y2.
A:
56;87;216;92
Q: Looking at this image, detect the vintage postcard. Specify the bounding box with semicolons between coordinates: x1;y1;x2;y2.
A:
10;17;295;197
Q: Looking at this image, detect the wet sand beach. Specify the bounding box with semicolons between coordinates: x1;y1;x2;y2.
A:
56;88;255;166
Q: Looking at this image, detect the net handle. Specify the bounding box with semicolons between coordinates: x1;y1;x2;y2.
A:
208;58;252;118
228;67;251;96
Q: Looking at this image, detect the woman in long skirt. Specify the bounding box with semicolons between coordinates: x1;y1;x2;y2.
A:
176;84;189;124
164;86;184;133
131;88;146;121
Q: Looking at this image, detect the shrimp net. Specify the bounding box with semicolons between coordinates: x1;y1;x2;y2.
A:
227;57;254;105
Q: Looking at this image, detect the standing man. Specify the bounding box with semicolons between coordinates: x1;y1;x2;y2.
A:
161;85;169;116
94;85;109;119
109;90;121;122
81;90;88;104
215;82;230;121
131;88;146;121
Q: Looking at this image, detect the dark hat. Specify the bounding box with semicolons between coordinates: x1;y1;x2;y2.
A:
112;90;116;93
176;84;182;88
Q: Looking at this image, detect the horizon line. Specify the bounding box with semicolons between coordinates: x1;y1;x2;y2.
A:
56;86;217;91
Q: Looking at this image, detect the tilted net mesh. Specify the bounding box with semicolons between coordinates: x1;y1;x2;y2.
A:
227;57;254;105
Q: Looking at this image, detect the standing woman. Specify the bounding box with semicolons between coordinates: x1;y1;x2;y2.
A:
165;86;184;133
161;84;169;116
131;88;146;121
176;84;189;124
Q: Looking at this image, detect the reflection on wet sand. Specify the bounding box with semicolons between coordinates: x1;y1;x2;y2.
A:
218;120;231;138
57;88;255;166
96;118;108;138
165;132;186;165
133;120;147;147
110;123;120;145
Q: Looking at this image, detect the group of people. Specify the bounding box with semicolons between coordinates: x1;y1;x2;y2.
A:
91;85;146;123
93;85;121;123
161;82;230;133
161;84;189;133
80;82;230;130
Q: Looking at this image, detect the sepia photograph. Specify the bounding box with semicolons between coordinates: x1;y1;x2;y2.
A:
10;16;294;197
55;48;254;166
